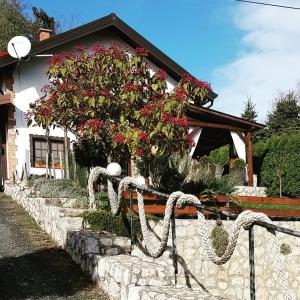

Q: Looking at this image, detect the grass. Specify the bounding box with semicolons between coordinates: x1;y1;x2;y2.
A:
238;202;300;210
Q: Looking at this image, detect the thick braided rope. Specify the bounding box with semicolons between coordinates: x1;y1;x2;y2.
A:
88;168;293;299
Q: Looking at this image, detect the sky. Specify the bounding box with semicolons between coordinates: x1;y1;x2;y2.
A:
24;0;300;122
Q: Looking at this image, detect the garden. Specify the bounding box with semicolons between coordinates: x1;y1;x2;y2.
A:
24;42;300;240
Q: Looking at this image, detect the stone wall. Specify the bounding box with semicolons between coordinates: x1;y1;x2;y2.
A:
234;185;267;197
5;182;224;299
5;182;299;299
132;219;300;300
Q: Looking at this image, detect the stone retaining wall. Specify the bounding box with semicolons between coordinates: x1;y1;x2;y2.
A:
234;186;267;197
132;218;299;300
5;182;299;299
5;182;224;299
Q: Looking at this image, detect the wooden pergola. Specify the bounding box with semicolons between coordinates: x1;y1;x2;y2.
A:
187;105;265;186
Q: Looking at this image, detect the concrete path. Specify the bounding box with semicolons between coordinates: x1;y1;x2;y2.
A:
0;193;109;300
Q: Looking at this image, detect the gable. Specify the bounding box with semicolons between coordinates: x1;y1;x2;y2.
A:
0;13;217;100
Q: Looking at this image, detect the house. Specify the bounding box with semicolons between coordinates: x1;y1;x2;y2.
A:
0;13;264;188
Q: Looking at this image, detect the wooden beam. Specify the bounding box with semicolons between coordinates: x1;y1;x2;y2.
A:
246;131;253;186
188;121;244;132
0;93;13;105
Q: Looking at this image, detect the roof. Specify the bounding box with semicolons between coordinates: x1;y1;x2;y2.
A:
187;105;265;156
188;105;265;131
0;13;217;100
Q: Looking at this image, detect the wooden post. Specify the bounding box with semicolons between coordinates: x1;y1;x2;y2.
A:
246;131;253;186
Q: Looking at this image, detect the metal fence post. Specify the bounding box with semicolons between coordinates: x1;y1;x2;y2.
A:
129;190;135;246
171;211;178;284
249;225;256;300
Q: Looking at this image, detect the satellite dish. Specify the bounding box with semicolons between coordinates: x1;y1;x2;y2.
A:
7;36;31;59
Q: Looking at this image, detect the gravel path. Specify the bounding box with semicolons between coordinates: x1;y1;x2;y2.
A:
0;193;109;300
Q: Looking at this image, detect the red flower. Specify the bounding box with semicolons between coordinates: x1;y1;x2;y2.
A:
161;113;172;122
141;108;150;117
183;73;194;82
151;95;160;102
47;54;63;65
115;134;125;143
146;103;153;110
84;90;97;97
124;83;140;92
194;79;211;90
135;148;143;156
74;45;85;51
91;44;105;53
86;119;104;132
174;117;188;127
187;135;195;147
135;47;148;57
174;88;187;102
156;69;168;80
183;73;211;90
41;108;51;118
138;131;149;142
100;89;111;97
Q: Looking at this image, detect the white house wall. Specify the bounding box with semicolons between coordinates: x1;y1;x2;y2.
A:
11;28;177;178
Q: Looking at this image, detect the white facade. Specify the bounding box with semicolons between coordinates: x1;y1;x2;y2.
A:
11;29;177;178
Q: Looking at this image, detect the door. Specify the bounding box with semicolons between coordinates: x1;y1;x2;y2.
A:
0;106;7;189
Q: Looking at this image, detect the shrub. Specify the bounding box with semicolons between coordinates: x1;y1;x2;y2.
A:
210;221;229;257
33;178;88;206
259;132;300;198
280;243;292;255
81;209;159;238
209;145;229;167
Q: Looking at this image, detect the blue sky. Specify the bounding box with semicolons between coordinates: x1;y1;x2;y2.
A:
24;0;300;121
24;0;241;81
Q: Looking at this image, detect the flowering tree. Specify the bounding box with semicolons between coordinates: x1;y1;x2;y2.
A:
28;43;212;164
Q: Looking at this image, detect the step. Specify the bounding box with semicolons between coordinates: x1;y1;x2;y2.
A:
95;255;173;299
128;285;227;300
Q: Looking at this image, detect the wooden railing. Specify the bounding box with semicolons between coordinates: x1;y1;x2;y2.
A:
123;191;300;217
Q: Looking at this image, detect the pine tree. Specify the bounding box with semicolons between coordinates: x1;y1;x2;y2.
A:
241;96;258;121
266;91;300;136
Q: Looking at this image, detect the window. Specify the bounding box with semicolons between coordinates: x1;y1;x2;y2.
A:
31;135;64;168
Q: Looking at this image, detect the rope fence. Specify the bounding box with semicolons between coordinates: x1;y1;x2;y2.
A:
88;166;299;300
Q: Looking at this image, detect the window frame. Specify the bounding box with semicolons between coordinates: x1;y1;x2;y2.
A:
30;134;68;168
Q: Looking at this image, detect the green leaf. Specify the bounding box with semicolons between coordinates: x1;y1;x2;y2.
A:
151;84;158;91
88;97;95;107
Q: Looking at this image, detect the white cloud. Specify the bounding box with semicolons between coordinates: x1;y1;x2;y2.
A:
212;1;300;122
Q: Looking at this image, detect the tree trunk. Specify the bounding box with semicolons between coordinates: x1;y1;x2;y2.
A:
64;128;70;179
45;128;50;178
279;176;282;198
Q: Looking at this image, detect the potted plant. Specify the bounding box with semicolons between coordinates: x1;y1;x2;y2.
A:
34;160;46;168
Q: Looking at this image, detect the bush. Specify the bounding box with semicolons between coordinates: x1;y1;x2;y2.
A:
182;174;237;196
259;132;300;198
210;221;229;257
33;178;88;206
81;209;159;238
209;145;229;167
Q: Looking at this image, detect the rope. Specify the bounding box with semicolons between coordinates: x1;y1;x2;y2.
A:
87;169;293;300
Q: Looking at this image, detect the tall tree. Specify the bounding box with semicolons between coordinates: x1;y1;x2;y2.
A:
266;91;300;136
0;0;57;50
241;96;258;121
28;44;212;166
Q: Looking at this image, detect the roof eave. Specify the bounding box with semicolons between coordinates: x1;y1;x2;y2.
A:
0;13;218;101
